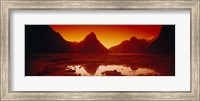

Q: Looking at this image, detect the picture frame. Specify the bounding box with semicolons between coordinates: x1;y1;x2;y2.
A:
1;0;199;100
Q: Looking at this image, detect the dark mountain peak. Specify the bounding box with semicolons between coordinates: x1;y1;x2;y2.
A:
84;32;97;41
89;32;96;36
75;32;109;54
130;37;138;42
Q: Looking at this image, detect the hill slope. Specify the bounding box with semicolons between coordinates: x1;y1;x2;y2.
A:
25;25;74;53
148;25;175;53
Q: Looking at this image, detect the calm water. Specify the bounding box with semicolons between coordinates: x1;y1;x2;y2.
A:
26;53;174;76
65;64;160;76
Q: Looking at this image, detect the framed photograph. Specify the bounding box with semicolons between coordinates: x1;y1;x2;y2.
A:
1;0;199;100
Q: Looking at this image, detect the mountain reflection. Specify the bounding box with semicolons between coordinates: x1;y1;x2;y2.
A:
82;64;100;75
102;70;123;76
65;64;160;76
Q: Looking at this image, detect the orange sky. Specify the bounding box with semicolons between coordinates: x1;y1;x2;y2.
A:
50;25;162;48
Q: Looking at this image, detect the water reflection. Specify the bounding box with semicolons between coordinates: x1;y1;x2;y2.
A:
133;68;160;76
102;70;123;76
66;64;160;76
82;64;99;75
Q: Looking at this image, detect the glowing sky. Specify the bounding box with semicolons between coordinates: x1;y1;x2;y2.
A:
50;25;162;48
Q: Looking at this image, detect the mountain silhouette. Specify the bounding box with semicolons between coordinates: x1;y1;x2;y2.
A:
25;25;74;53
75;32;110;53
109;37;149;53
148;25;175;53
25;25;174;54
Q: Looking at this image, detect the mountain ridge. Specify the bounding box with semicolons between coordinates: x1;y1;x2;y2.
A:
109;36;149;53
25;25;175;54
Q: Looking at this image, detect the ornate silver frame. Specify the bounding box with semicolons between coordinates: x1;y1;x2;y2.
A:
1;0;199;100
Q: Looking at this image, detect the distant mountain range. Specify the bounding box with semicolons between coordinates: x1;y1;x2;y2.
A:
25;25;175;54
109;25;175;53
109;37;149;53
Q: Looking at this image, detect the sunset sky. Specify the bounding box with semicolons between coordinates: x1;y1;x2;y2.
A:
50;25;162;48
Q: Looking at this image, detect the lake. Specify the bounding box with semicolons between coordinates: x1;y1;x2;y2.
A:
25;53;175;76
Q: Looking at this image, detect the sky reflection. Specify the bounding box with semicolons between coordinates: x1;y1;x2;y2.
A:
66;64;160;76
